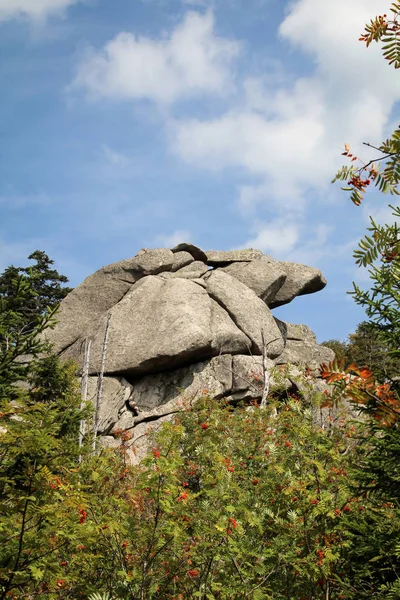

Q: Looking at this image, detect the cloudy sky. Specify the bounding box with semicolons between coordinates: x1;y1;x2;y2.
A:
1;0;399;342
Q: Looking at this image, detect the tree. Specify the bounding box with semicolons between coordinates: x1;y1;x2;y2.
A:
322;321;400;383
0;269;90;599
0;357;89;600
327;6;400;596
321;339;350;364
0;274;58;399
0;250;72;333
347;321;400;383
332;4;400;361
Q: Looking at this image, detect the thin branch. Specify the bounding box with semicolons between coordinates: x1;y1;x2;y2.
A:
93;312;111;453
79;337;91;462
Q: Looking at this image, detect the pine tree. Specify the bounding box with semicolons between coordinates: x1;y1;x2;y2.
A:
0;250;72;334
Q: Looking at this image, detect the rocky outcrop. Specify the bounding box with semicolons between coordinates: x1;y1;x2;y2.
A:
48;243;332;462
268;261;327;308
45;258;144;352
62;277;215;375
205;248;263;265
219;257;287;304
204;270;284;357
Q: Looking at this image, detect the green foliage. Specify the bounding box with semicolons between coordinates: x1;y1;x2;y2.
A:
0;257;91;599
350;244;400;359
135;397;357;600
322;320;400;383
0;353;91;600
321;339;350;364
0;250;71;334
347;321;400;382
353;207;400;267
361;3;400;68
331;134;400;207
29;390;375;600
0;274;58;400
332;3;400;378
336;420;400;598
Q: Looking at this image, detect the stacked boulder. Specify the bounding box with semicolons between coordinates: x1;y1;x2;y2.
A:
46;244;334;462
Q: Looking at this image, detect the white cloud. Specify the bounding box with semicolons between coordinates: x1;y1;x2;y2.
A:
155;229;192;247
362;201;400;227
70;1;400;261
72;11;240;104
0;0;82;22
241;218;340;266
101;144;131;168
284;223;333;265
242;219;300;256
169;0;400;218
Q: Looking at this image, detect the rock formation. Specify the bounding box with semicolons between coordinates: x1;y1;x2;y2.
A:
45;244;334;462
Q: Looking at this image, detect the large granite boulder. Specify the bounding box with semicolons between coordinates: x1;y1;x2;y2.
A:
171;251;195;271
86;376;134;434
275;341;334;371
49;244;332;461
268;261;327;308
160;261;209;279
204;270;284;357
219;257;287;304
44;258;144;353
171;243;208;263
63;276;214;375
206;248;263;266
61;275;254;376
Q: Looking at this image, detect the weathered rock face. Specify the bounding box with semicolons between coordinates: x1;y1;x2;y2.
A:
204;270;284;357
219;257;286;304
50;243;332;462
63;277;215;375
268;261;327;308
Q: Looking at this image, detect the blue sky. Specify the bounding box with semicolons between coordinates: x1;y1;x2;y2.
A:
1;0;399;343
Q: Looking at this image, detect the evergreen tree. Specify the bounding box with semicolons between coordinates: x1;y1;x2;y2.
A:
0;263;90;600
322;321;400;383
0;250;72;333
348;321;400;383
321;339;350;364
0;274;57;399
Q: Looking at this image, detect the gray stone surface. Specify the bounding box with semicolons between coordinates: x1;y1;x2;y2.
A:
206;248;263;265
64;276;214;376
220;258;287;304
285;322;317;344
273;320;317;345
274;340;334;370
127;355;234;413
130;248;175;274
268;261;327;308
205;270;284;358
50;245;335;463
210;299;251;355
160;261;209;279
86;376;134;434
44;259;143;353
171;251;195;271
171;243;208;263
